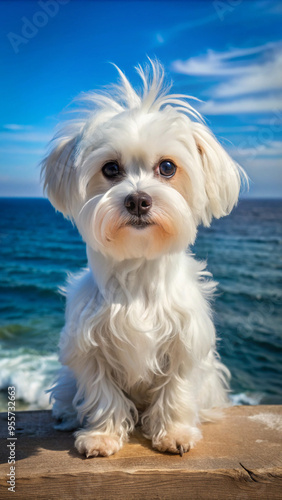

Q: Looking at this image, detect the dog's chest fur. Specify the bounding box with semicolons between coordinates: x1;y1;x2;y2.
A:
82;252;212;390
106;298;172;387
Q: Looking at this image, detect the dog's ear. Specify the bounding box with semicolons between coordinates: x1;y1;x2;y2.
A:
192;122;244;226
41;136;79;217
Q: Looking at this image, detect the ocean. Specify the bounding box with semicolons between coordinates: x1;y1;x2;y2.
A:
0;198;281;410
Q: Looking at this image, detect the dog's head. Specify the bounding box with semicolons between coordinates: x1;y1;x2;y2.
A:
41;61;245;261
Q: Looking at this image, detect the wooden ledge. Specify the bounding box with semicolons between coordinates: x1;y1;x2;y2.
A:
0;406;282;499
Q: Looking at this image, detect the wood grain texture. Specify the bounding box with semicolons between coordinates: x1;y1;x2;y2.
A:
0;406;281;499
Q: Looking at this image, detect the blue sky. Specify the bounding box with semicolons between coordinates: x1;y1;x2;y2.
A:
0;0;281;197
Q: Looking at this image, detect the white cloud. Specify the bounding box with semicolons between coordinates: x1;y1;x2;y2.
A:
172;43;272;77
244;157;282;169
0;131;52;143
154;12;220;46
238;157;282;198
213;125;258;133
0;128;51;178
3;124;33;131
0;146;44;155
156;33;164;44
0;177;43;197
257;113;282;126
172;42;282;115
226;141;282;196
214;52;282;97
229;140;282;158
199;95;282;114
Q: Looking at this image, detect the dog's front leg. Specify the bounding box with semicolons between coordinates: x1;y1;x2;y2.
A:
141;372;202;455
72;355;137;457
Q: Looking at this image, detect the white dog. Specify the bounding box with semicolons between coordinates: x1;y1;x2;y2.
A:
42;61;245;457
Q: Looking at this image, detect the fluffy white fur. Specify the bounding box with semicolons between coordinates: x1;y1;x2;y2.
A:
42;61;246;457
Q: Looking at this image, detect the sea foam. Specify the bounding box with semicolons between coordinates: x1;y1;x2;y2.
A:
0;350;59;409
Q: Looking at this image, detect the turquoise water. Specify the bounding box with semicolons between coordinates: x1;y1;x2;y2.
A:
0;198;281;409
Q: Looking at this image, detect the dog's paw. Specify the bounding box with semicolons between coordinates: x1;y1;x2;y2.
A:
152;426;202;456
74;431;122;458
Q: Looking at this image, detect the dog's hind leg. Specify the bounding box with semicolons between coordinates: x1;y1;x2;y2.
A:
48;365;79;430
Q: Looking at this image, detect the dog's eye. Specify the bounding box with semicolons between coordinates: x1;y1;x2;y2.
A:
102;162;121;179
159;160;177;178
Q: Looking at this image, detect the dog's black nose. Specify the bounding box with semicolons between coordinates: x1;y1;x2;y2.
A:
124;192;152;216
